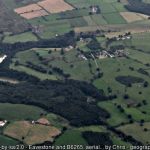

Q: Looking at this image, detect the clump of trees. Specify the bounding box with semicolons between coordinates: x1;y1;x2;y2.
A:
115;75;144;86
125;0;150;16
0;79;109;126
86;38;101;50
82;131;113;146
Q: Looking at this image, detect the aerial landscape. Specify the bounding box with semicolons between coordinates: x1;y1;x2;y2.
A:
0;0;150;149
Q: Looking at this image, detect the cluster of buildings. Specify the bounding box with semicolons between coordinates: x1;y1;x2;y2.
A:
116;34;132;41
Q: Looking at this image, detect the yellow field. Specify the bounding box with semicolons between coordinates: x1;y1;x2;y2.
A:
20;10;48;19
38;0;74;13
4;121;61;145
120;12;148;23
14;4;42;14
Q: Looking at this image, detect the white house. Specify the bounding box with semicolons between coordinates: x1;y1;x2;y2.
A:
0;120;7;127
0;55;7;63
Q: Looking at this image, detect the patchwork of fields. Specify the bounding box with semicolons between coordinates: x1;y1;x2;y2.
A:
0;0;150;147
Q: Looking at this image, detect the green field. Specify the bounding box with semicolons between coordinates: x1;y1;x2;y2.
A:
0;135;19;146
46;113;69;129
103;13;126;24
3;32;38;43
54;130;87;146
0;103;46;121
91;14;108;25
1;0;150;146
98;101;129;126
10;48;96;81
117;122;150;144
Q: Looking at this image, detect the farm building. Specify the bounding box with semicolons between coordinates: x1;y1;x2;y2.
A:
0;120;7;127
0;55;7;63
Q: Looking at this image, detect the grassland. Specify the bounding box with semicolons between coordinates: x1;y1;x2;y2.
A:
3;32;38;43
0;103;46;121
54;130;87;146
117;122;150;144
10;48;96;81
46;113;69;129
10;31;150;131
0;135;19;146
98;101;129;126
2;0;150;146
10;49;57;80
103;13;126;24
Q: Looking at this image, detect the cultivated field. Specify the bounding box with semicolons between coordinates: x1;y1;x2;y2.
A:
38;0;74;13
4;121;61;145
14;4;42;14
120;12;148;23
20;10;49;19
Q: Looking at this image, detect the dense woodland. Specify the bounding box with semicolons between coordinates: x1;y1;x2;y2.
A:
82;131;113;146
125;0;150;15
0;79;109;126
0;31;76;57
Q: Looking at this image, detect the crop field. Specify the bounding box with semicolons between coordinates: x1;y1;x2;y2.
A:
38;0;74;13
120;12;148;23
14;0;73;19
1;0;149;40
4;121;61;145
14;4;42;14
20;10;49;19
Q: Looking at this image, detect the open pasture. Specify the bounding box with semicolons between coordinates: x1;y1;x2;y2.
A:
54;130;87;146
0;135;19;146
98;101;129;126
103;13;126;24
0;103;46;121
38;0;74;13
3;32;37;43
117;122;150;144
